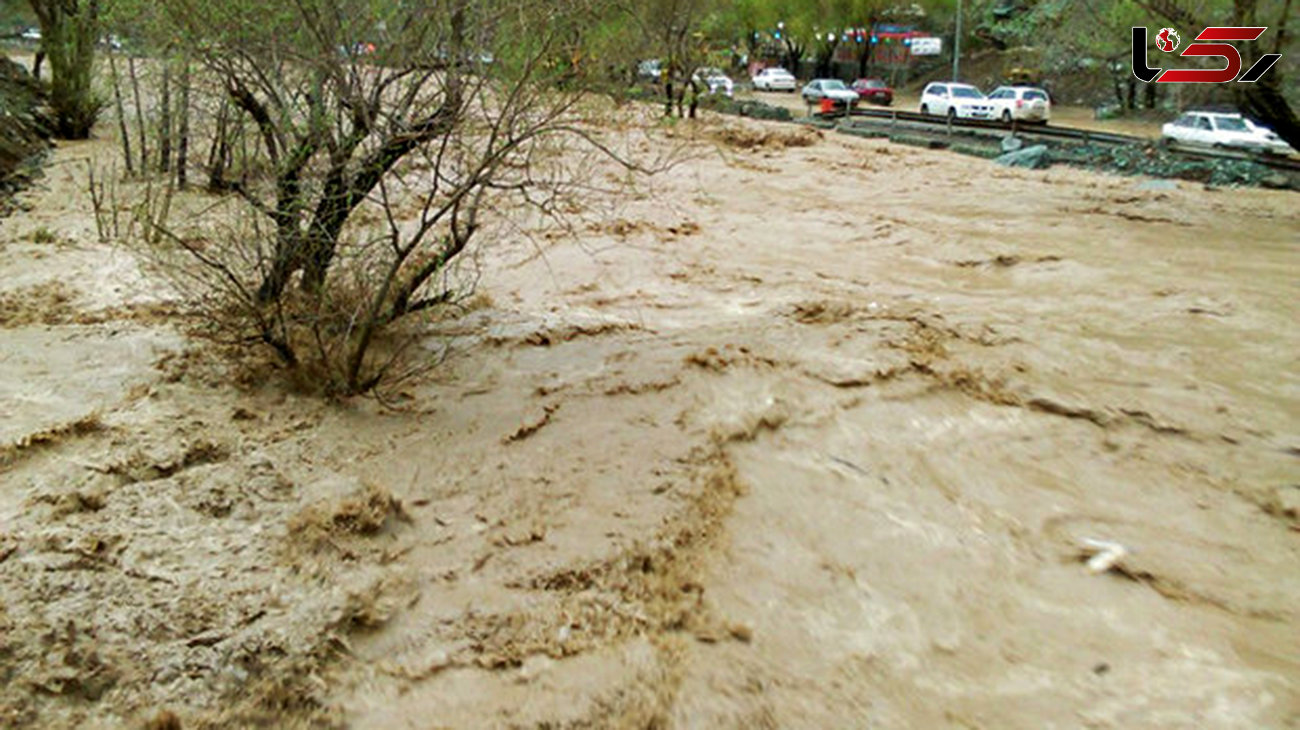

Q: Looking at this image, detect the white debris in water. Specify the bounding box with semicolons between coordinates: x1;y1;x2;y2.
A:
1080;538;1129;574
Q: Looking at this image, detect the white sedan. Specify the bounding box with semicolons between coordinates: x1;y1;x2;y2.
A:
1245;120;1296;155
692;67;734;97
752;67;797;92
1162;111;1294;154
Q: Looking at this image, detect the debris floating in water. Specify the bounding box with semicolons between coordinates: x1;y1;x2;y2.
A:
1079;538;1129;574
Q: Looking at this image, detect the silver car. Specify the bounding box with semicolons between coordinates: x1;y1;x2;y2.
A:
801;79;859;108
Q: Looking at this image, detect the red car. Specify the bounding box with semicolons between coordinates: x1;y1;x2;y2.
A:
851;78;893;106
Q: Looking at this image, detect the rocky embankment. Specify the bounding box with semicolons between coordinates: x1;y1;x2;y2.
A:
0;56;50;213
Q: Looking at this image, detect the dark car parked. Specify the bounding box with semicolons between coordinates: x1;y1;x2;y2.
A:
850;78;893;106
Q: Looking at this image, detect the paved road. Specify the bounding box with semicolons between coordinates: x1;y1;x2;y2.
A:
737;88;1164;139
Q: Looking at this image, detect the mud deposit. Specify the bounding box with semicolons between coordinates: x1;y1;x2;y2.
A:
1;118;1297;729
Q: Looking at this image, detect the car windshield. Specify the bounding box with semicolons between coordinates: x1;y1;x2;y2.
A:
859;80;885;88
951;87;983;99
1213;117;1248;132
822;80;848;91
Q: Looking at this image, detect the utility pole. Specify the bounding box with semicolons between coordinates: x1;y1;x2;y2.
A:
952;0;962;80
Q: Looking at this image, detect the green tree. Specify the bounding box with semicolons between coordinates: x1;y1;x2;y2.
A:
28;0;102;138
620;0;719;116
847;0;890;78
1;0;37;30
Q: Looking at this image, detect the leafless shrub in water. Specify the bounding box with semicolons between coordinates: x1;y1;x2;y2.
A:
112;0;671;395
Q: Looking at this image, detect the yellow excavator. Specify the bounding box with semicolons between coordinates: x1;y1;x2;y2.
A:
1001;46;1043;86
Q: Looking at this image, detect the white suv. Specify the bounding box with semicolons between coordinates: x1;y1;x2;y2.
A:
919;82;994;120
986;86;1051;124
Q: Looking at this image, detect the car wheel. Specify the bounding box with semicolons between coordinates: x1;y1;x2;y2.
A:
920;104;929;115
947;108;957;122
1001;110;1012;124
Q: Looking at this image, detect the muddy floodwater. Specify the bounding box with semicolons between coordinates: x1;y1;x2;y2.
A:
0;118;1297;729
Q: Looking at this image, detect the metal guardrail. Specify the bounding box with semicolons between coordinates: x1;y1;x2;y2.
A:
819;107;1300;173
839;107;1145;145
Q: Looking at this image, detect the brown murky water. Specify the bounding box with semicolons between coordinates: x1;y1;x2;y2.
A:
1;116;1297;728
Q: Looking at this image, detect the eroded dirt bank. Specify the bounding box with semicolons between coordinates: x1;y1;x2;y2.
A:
1;118;1297;729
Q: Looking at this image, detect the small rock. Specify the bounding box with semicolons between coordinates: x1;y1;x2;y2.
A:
1259;173;1291;190
1268;485;1300;519
426;649;450;672
1094;104;1122;120
144;710;182;730
518;654;554;682
1136;179;1178;191
728;622;754;643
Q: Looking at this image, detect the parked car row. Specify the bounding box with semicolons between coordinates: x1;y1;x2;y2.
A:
916;84;1293;154
919;82;1050;123
644;61;1296;155
636;60;735;97
13;27;122;50
754;67;895;108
